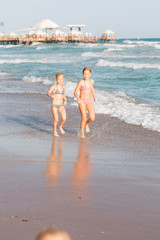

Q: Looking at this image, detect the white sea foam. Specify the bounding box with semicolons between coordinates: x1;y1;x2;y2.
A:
0;59;43;64
0;58;72;64
0;72;11;75
65;81;77;97
154;44;160;49
81;52;99;57
102;51;160;59
0;45;19;48
106;43;136;49
78;43;99;48
36;46;47;50
135;41;160;47
64;80;160;133
82;51;134;59
97;59;160;70
82;51;160;59
107;47;124;51
94;89;160;132
23;76;52;85
123;40;134;44
124;40;160;49
31;42;42;46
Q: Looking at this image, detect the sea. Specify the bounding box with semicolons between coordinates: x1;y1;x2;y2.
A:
0;39;160;133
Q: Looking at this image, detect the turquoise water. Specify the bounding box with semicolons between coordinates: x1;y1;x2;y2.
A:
0;39;160;132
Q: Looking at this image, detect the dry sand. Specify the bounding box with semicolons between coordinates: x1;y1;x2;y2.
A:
0;93;160;240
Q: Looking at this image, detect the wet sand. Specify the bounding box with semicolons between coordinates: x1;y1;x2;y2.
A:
0;93;160;240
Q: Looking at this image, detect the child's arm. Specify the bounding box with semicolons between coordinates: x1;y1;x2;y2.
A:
63;95;67;105
74;81;82;103
91;80;97;102
47;85;55;99
62;86;67;105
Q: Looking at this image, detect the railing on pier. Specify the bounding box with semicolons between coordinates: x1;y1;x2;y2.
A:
0;35;117;45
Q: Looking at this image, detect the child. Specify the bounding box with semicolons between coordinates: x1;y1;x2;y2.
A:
47;72;67;137
35;227;71;240
74;67;97;138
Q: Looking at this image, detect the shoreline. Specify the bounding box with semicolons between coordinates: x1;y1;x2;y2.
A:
0;93;160;240
1;92;160;163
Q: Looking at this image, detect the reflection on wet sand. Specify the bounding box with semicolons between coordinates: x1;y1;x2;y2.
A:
47;137;63;187
72;139;91;180
71;139;91;200
46;138;91;199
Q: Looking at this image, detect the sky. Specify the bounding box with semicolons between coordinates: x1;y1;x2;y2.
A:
0;0;160;38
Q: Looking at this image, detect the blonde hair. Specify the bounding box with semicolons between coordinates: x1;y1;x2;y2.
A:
55;72;64;79
82;66;92;74
35;228;71;240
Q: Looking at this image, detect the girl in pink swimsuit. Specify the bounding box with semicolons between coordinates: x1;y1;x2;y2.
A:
74;67;97;138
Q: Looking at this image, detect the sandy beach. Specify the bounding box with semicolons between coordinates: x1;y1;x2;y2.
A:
0;92;160;240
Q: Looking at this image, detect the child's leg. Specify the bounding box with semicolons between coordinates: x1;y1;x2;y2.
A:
51;107;59;137
79;103;87;138
49;137;56;160
58;106;66;134
85;103;95;132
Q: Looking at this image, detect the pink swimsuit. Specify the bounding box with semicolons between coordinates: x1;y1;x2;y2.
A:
80;81;93;105
80;81;93;91
80;98;92;104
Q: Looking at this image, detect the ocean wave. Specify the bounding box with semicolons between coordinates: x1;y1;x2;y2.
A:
96;59;160;70
106;47;124;51
94;89;160;133
102;51;160;59
64;80;160;133
105;43;136;49
81;52;99;57
82;51;137;59
31;42;42;46
0;58;72;64
0;45;19;48
0;72;11;75
82;51;160;60
77;43;99;48
23;76;52;85
80;43;134;51
123;40;135;44
154;44;160;49
123;40;160;49
36;46;47;50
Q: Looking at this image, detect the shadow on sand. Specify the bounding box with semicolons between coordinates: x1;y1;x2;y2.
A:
3;114;78;136
3;114;52;135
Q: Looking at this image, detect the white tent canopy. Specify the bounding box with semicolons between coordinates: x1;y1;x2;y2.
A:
7;32;18;37
26;30;47;36
31;19;59;30
102;29;114;34
52;29;65;36
34;30;46;36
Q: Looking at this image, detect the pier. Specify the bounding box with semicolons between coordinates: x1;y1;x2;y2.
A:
0;35;116;45
0;19;118;45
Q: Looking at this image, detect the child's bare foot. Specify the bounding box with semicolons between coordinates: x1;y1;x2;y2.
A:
81;131;85;138
81;135;85;138
85;124;90;133
59;126;65;134
54;131;59;137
